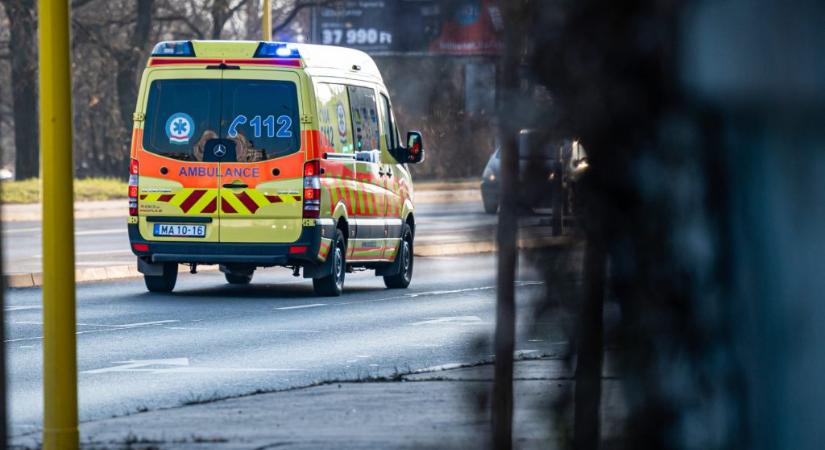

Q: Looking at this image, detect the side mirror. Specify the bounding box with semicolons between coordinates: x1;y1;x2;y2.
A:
403;131;425;164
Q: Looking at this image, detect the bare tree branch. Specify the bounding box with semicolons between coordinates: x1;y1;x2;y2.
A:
273;0;337;33
155;14;206;39
228;0;250;17
71;0;97;9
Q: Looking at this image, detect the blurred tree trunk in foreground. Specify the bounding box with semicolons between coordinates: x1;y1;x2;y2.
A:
529;0;825;448
492;1;530;448
1;0;38;179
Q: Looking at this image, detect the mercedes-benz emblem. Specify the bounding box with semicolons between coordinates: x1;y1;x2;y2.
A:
213;143;227;158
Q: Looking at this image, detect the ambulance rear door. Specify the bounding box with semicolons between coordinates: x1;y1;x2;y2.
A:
217;69;305;244
137;70;222;243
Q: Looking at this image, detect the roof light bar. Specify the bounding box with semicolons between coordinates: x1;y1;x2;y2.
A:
254;42;300;59
151;41;195;57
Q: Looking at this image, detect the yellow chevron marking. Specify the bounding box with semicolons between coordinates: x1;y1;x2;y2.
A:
169;188;194;207
141;193;162;202
245;189;270;208
221;190;251;215
190;190;217;214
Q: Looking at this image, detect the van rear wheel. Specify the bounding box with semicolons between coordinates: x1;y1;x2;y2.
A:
225;273;252;285
144;262;178;293
384;224;413;289
313;229;346;296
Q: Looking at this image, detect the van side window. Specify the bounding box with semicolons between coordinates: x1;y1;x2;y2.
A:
379;94;397;152
314;82;354;154
346;86;380;153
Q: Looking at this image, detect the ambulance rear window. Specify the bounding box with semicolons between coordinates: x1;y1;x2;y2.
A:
142;78;300;162
221;79;300;160
143;79;219;161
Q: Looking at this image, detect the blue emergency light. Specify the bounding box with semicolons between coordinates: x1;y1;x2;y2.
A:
254;42;301;59
151;41;195;57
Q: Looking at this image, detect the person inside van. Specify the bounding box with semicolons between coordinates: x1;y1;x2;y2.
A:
193;130;217;162
232;132;265;162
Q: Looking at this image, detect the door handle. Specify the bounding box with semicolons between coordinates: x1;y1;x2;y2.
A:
222;183;248;189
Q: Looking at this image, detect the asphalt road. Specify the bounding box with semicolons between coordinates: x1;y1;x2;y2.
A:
5;252;564;438
2;200;500;275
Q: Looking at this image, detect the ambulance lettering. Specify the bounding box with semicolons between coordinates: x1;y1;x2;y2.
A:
175;167;259;178
224;167;260;178
178;166;220;177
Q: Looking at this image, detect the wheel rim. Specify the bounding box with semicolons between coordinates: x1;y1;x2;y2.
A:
334;246;344;288
402;238;412;283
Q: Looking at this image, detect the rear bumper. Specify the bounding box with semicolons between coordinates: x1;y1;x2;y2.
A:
128;222;332;267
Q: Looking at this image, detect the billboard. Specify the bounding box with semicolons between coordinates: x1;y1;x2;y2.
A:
312;0;503;55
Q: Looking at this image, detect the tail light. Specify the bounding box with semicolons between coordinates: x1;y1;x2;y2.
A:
303;160;321;219
129;159;139;216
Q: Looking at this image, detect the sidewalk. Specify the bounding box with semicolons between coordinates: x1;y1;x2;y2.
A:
10;357;625;450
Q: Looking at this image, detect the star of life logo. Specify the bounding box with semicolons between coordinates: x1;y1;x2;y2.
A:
165;112;195;145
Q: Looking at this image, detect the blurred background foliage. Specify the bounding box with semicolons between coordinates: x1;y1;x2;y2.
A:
0;0;501;182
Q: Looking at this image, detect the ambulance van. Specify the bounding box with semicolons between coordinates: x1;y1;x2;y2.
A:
127;41;424;296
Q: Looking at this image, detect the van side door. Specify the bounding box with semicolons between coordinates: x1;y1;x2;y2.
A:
378;92;405;258
347;85;388;261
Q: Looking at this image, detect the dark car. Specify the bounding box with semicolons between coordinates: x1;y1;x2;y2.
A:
480;138;587;215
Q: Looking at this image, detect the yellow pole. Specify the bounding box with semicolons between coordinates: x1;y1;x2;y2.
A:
38;0;79;449
262;0;272;40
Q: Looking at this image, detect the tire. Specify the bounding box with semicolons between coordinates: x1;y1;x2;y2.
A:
225;272;253;285
482;195;499;214
384;224;413;289
144;262;178;293
313;228;346;296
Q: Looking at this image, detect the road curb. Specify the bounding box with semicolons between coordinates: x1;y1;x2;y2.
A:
4;236;574;289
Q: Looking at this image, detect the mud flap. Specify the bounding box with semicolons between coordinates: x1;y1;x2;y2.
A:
303;255;334;279
375;243;403;277
137;257;164;276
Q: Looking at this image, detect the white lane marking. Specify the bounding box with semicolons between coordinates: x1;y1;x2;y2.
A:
416;362;467;373
515;349;539;356
33;249;133;258
13;321;43;325
74;229;126;236
82;357;305;375
2;227;42;234
4;320;180;343
334;281;544;307
276;303;326;311
82;358;190;374
3;227;123;236
411;315;485;326
5;305;42;312
355;355;371;358
105;320;179;329
267;329;321;333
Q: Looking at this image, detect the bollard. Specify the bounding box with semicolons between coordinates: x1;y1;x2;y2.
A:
39;0;79;449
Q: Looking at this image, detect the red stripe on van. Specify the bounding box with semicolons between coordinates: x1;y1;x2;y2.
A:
222;200;237;214
201;197;217;214
235;191;260;214
180;190;206;213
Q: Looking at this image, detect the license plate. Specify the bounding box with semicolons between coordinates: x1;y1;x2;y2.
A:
153;224;206;238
